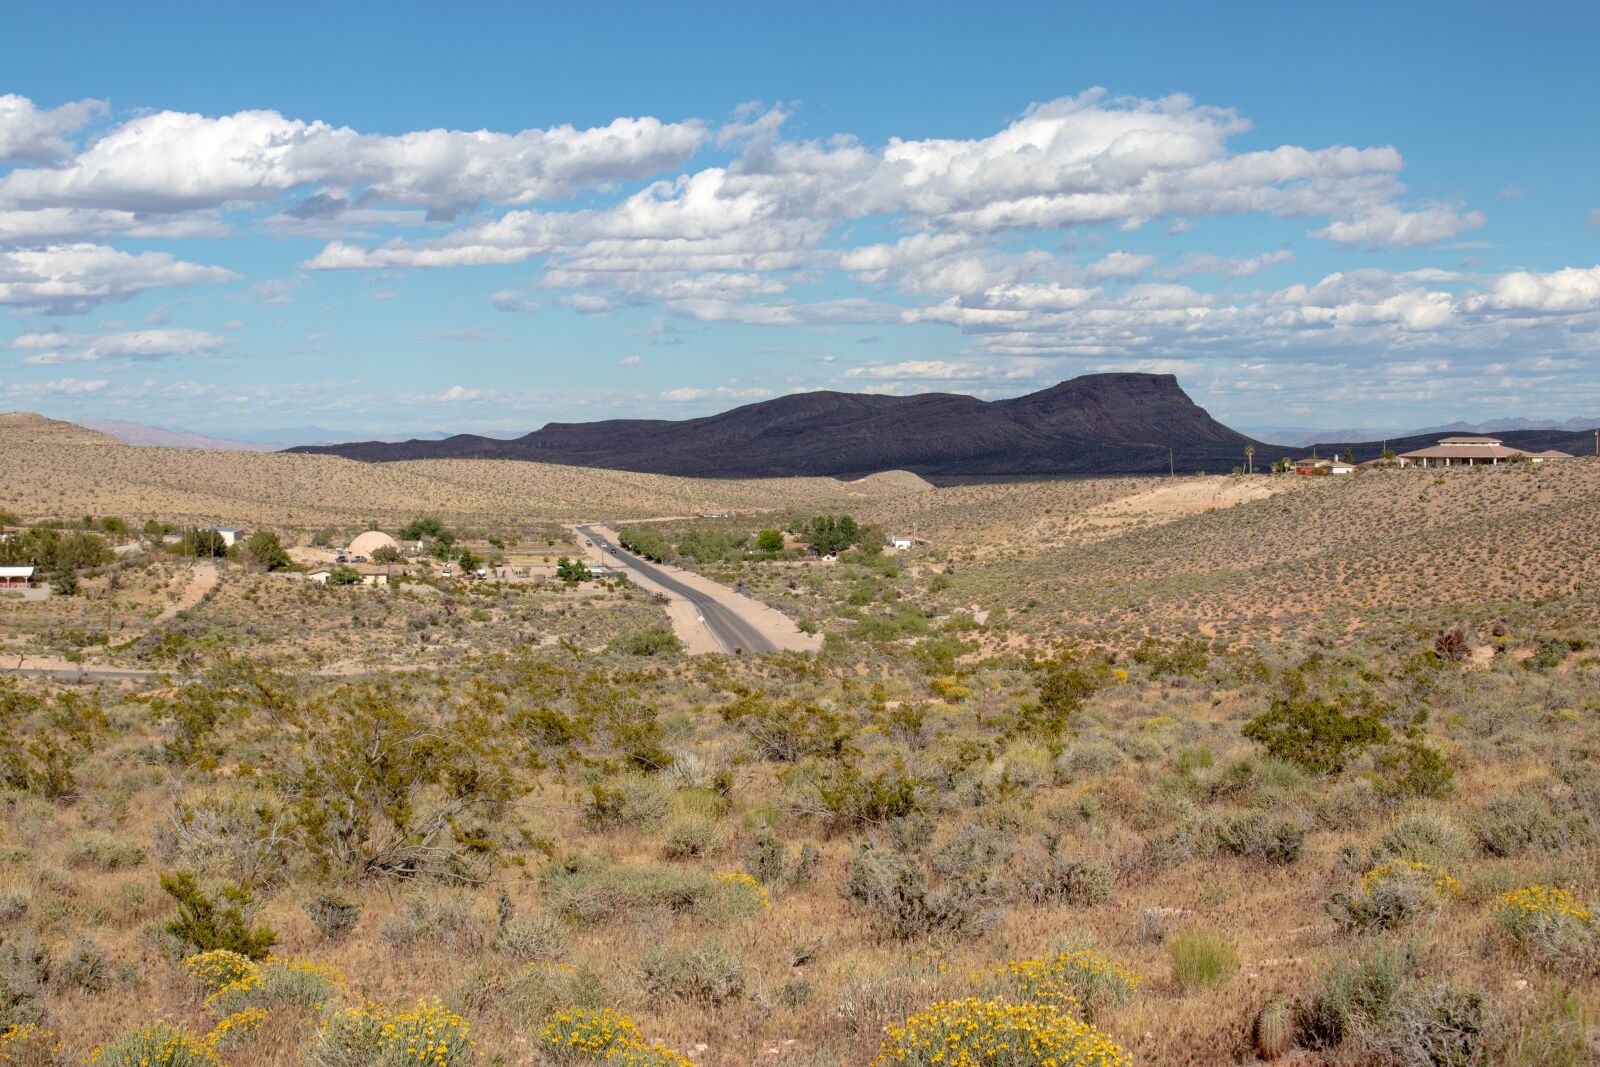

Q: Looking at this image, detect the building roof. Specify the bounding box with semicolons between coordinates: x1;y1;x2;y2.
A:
205;526;246;533
0;566;35;578
1529;449;1575;459
1436;436;1504;445
1399;443;1531;460
347;530;399;556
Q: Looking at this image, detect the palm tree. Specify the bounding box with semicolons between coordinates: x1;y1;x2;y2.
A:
1244;444;1255;475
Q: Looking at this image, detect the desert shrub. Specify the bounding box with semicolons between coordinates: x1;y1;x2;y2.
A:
582;776;672;830
661;816;720;859
308;999;473;1067
985;741;1053;789
541;858;734;924
57;938;110;992
1360;980;1490;1067
0;937;47;1030
811;763;921;829
977;946;1140;1021
1295;943;1413;1050
875;997;1129;1067
1432;622;1476;663
183;951;344;1015
1372;740;1455;800
494;962;613;1029
739;829;818;892
1374;812;1470;867
609;627;680;657
160;872;276;959
538;1006;639;1061
1469;787;1581;857
1206;812;1307;865
719;694;852;762
1327;861;1461;932
536;1007;691;1067
841;846;994;940
0;891;27;923
262;681;521;881
1056;737;1124;779
1501;984;1595;1066
89;1024;217;1067
494;915;566;963
1492;886;1600;972
1242;697;1389;775
1168;931;1237;992
638;938;747;1003
378;892;484;950
1021;853;1114;907
157;792;291;888
301;891;360;941
0;1023;61;1066
67;833;146;871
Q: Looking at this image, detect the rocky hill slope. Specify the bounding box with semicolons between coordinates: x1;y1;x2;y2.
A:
289;373;1269;478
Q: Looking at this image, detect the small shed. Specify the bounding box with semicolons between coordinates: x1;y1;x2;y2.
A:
205;526;247;547
307;570;332;586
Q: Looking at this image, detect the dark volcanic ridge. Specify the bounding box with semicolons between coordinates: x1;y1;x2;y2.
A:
287;373;1599;480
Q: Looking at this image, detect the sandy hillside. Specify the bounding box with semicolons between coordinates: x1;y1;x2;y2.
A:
0;413;933;524
0;411;121;446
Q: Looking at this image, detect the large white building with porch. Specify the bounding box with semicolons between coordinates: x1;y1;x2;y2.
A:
1397;436;1573;468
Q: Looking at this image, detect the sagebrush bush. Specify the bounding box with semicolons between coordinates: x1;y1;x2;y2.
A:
1492;885;1600;972
301;891;360;941
842;846;994;941
493;915;566;963
67;833;146;872
638;938;747;1003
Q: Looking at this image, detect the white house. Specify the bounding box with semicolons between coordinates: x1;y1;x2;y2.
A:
204;526;247;547
888;537;914;550
0;566;34;589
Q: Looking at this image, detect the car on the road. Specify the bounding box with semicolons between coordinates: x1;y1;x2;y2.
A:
585;540;593;547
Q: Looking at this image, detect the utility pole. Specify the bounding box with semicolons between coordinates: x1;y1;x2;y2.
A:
1169;448;1175;478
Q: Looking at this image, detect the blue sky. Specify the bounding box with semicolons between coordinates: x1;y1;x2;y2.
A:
2;1;1598;441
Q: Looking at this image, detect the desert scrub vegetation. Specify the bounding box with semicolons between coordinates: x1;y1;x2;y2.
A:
1;460;1599;1064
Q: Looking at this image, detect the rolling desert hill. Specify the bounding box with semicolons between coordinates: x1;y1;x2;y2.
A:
0;413;932;524
289;372;1271;478
76;418;280;452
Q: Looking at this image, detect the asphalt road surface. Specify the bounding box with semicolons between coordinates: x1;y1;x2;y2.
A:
576;525;776;654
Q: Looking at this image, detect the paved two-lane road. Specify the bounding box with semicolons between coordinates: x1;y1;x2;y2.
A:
576;525;777;654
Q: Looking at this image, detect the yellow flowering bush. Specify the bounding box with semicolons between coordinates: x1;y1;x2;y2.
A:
0;1023;62;1066
538;1007;639;1061
978;949;1141;1020
602;1042;693;1067
207;1008;268;1053
90;1025;219;1067
537;1008;691;1067
184;951;346;1015
1493;885;1600;970
931;677;973;703
875;997;1130;1067
1329;860;1460;930
309;998;474;1067
182;950;259;995
717;871;770;911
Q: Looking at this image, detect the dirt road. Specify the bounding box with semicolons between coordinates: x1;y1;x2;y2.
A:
577;525;820;656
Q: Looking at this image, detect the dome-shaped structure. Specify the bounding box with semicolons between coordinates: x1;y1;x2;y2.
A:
347;530;399;557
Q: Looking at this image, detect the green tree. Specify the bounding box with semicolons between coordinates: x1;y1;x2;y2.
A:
399;516;450;541
555;557;593;583
808;515;861;554
756;529;785;552
1242;697;1390;775
244;530;292;571
326;565;362;586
